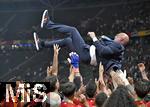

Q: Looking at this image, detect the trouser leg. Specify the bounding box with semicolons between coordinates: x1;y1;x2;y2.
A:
41;37;74;51
44;20;91;62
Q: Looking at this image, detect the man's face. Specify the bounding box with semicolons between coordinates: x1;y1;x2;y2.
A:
115;33;129;45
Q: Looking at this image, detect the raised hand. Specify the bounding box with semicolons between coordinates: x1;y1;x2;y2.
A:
111;70;129;86
80;94;89;107
138;63;145;72
110;70;125;88
79;83;86;94
53;44;61;55
67;52;79;68
138;63;149;80
87;32;96;39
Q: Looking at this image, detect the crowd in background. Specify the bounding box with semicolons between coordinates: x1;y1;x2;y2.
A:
78;3;150;35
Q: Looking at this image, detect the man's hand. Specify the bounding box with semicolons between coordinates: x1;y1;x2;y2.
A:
110;70;125;86
138;63;145;72
111;70;129;86
138;63;149;81
127;77;134;85
67;52;79;68
80;94;89;107
78;83;86;94
87;32;96;39
80;94;86;102
53;44;61;55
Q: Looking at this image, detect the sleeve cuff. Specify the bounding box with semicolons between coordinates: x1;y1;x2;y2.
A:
93;37;98;42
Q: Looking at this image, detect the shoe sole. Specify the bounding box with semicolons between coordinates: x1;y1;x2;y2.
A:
33;32;39;51
41;10;48;28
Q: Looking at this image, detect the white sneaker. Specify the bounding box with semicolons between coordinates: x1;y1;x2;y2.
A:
41;10;49;28
33;32;39;51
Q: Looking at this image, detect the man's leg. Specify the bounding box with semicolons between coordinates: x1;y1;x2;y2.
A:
42;38;75;51
45;21;86;51
41;10;86;51
34;32;90;63
40;10;91;62
34;32;74;50
47;23;91;61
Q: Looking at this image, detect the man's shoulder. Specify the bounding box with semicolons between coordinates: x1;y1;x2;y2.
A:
101;38;124;49
100;35;114;44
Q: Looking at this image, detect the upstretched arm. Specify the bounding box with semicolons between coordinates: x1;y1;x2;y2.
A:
96;62;112;96
47;44;60;77
51;44;60;75
68;65;75;82
98;62;105;86
138;63;149;81
68;52;82;81
96;62;105;93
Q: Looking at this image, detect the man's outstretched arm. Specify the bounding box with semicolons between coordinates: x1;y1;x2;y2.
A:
138;63;149;81
88;32;120;56
47;44;60;76
52;44;60;75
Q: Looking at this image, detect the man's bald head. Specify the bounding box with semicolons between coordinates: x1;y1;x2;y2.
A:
114;33;129;45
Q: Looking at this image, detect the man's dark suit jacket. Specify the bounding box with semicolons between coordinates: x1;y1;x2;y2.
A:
93;36;125;72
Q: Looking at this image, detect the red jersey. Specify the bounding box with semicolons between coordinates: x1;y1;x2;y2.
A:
135;100;150;107
87;98;95;107
61;97;84;107
61;101;77;107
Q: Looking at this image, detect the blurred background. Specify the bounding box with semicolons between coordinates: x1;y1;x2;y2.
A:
0;0;150;82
